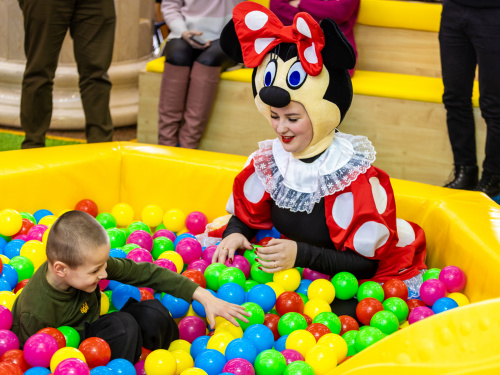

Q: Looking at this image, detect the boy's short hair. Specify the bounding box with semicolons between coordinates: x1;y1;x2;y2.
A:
46;210;109;268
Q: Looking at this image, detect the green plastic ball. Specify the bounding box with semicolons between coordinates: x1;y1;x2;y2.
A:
357;281;385;302
297;292;309;305
370;310;400;335
106;227;126;248
127;221;152;236
155;223;166;231
244;279;259;292
9;256;34;281
250;262;274;284
122;243;140;254
218;267;246;288
244;249;259;266
20;212;36;225
383;297;409;324
204;263;227;291
342;330;359;357
103;290;116;311
423;268;441;282
236;302;265;331
254;349;287;375
57;325;81;348
284;360;315;375
312;312;341;335
354;326;385;352
277;312;307;336
296;267;304;278
151;237;175;260
96;212;117;229
331;272;358;300
0;234;10;242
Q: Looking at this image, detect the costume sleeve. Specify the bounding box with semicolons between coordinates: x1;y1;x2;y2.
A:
324;166;398;260
269;0;298;25
223;215;259;242
298;0;360;23
106;257;199;303
161;0;188;36
15;313;50;348
294;241;379;279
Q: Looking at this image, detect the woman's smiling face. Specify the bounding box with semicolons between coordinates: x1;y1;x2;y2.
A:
270;101;313;154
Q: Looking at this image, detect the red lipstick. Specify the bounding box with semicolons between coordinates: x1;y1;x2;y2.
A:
282;136;294;144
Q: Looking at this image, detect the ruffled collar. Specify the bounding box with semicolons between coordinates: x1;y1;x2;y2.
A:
252;132;376;213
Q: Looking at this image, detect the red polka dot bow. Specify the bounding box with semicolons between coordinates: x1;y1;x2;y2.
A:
233;2;325;76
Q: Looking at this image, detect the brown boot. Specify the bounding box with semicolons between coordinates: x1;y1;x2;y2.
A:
179;62;221;149
158;62;191;146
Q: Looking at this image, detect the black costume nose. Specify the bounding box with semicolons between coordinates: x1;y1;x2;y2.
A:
259;86;291;108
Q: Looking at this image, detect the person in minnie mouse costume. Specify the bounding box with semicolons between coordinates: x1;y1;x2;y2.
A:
211;2;427;314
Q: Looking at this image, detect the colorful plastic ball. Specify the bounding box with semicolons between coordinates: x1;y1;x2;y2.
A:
423;268;441;282
382;279;409;301
168;339;191;354
420;279;447;306
96;213;117;230
294;279;312;296
33;209;52;224
0;306;12;331
278;312;307;336
162;294;190;318
9;255;34;281
224;337;257;364
283;360;315;375
312;312;341;335
216;283;246;305
106;228;126;249
275;292;304;316
356;298;384;326
14;218;35;237
432;297;459;314
250;263;274;285
218;267;246;290
408;306;435;324
180;369;209;375
183;269;207;289
225;255;251;279
370;310;399;335
170;349;194;375
285;330;316;358
159;251;184;274
134;360;146;375
50;347;86;373
236;302;265;331
75;199;98;218
301;268;329;282
338;315;359;336
305;323;330;341
222;358;255;375
38;215;57;228
108;248;126;259
192;290;215;318
111;284;141;310
24;367;52;375
406;299;427;314
107;358;136;375
111;203;134;228
331;272;358;300
447;292;470;307
27;224;48;242
78;337;111;369
54;358;90;375
0;291;15;311
20;240;46;269
37;327;66;348
243;249;259;267
23;333;59;368
126;222;151;236
57;326;80;348
0;329;18;358
176;238;203;265
303;299;331;320
357;281;384;302
307;279;335;304
126;248;153;263
154;229;177;242
354;326;385;352
274;334;288;352
273;269;301;292
174;233;196;248
3;239;24;259
243;324;275;353
126;230;153;252
243;280;258;293
0;279;10;293
121;243;140;255
342;330;359;357
194;349;227;375
200;246;215;264
317;333;348;363
0;210;22;237
141;205;164;228
190;336;210;360
280;349;304;365
247;284;277;314
152;237;175;260
185;212;208;235
254;349;286;375
263;313;281;341
204;263;227;291
178;316;207;343
144;349;176;375
163;209;187;233
382;297;409;324
188;259;210;275
304;344;337;374
0;361;22;375
265;282;285;300
439;266;467;293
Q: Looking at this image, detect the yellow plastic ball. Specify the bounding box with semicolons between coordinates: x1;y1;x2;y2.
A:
448;292;470;307
171;349;194;375
38;215;57;228
0;291;16;311
142;205;165;228
176;228;189;235
0;255;9;265
20;240;46;270
207;332;234;355
399;320;409;329
305;344;337;374
163;209;187;233
308;279;336;304
304;299;331;320
273;268;301;292
169;339;192;353
14;288;22;299
158;251;184;274
180;368;208;375
42;227;51;246
265;282;285;299
215;320;244;339
50;347;86;372
111;203;135;228
0;209;22;237
100;292;110;315
317;333;348;363
144;349;177;375
286;330;316;357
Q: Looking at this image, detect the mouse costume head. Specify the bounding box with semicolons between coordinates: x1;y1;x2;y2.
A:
221;2;356;159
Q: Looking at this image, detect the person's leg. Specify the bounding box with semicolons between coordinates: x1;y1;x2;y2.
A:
158;39;195;146
71;0;116;143
439;0;479;189
179;40;235;149
19;0;74;149
84;311;143;362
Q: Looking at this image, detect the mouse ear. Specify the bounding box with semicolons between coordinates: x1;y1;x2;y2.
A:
320;18;356;70
220;19;244;63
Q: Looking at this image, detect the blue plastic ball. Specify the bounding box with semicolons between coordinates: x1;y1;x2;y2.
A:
24;367;52;375
295;279;312;296
246;284;277;313
109;248;127;258
0;237;8;254
111;284;141;310
33;209;53;224
243;324;275;353
192;289;216;318
216;282;246;305
107;358;136;375
0;279;12;292
106;280;123;291
273;334;288;352
432;297;459;314
255;227;281;242
190;335;210;360
162;293;190;318
194;349;227;375
4;239;25;259
174;233;196;248
225;337;258;364
0;264;18;289
90;367;114;375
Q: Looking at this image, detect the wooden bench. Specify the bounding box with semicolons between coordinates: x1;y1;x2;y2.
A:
137;0;485;187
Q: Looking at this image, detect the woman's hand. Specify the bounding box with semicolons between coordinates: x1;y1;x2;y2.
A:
182;30;210;49
193;287;250;329
256;238;298;273
212;233;253;264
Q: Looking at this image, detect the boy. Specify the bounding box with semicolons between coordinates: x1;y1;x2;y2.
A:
11;210;248;362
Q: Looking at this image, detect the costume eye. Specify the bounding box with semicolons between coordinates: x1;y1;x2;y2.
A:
287;61;307;89
264;60;277;87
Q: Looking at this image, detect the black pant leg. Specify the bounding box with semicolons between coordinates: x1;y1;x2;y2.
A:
195;40;237;71
163;38;198;67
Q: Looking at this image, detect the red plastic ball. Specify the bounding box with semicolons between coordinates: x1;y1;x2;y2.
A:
182;269;207;289
139;288;155;301
14;219;35;237
13;279;29;294
406;299;427;314
139;347;152;362
0;349;30;372
78;337;112;369
355;298;384;326
299;313;312;326
37;327;66;349
306;323;331;341
382;279;409;301
263;313;281;341
0;362;23;375
339;315;359;336
75;199;99;218
257;237;274;247
275;292;304;316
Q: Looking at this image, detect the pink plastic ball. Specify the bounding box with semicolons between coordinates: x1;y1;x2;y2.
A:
13;234;29;242
188;259;210;274
0;329;19;357
420;279;447;306
439;266;467;293
54;358;90;375
408;306;435;324
27;225;48;242
225;255;251;279
0;306;13;330
178;316;207;343
281;349;304;365
176;238;203;264
126;248;154;263
23;333;59;368
127;230;153;251
201;246;217;264
134;360;147;375
153;229;176;242
154;258;177;272
302;268;330;281
185;212;208;235
99;280;110;291
222;358;255;375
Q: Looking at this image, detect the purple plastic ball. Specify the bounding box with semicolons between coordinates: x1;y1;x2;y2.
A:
126;248;154;263
176;238;203;264
127;230;153;251
153;229;176;242
201;246;217;264
178;316;207;343
0;329;19;357
185;212;208;235
408;306;434;324
302;268;330;281
188;259;210;274
54;358;90;375
0;306;13;330
13;234;29;242
222;358;255;375
134;360;147;375
154;258;177;272
439;266;467;293
420;279;447;306
225;255;251;279
281;349;304;365
27;225;48;242
24;332;59;368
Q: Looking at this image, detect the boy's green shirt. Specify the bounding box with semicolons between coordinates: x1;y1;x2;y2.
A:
11;257;199;346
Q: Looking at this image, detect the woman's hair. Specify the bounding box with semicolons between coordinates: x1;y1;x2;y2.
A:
46;210;109;268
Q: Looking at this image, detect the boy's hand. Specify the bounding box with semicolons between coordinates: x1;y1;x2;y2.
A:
212;233;253;264
192;287;250;329
256;238;297;273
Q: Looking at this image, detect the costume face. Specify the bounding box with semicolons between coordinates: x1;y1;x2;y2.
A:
270;101;313;154
63;244;109;293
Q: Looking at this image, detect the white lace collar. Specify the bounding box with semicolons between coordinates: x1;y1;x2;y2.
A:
252;132;376;213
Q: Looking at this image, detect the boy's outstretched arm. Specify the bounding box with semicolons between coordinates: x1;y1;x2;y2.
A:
192;286;250;330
